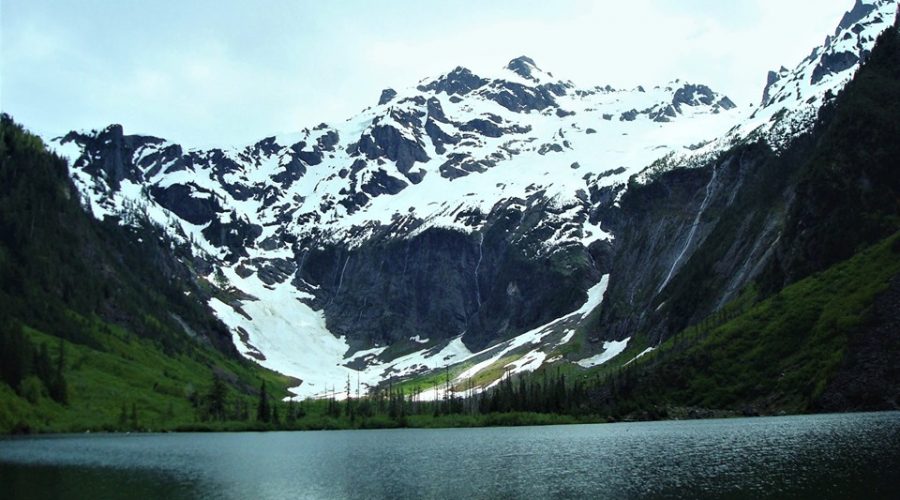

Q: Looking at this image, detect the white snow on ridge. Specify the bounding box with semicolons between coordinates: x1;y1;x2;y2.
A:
455;274;610;383
56;64;743;257
328;80;739;247
666;0;898;172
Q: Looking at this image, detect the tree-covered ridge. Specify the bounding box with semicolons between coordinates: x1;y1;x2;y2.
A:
0;116;292;433
770;17;900;287
0;114;234;355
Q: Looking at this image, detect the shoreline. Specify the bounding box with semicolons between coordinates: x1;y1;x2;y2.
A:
6;408;898;437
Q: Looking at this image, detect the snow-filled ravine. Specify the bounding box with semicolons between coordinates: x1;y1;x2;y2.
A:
211;274;614;399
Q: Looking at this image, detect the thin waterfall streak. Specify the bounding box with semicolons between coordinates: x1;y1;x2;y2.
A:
330;254;351;305
474;233;484;309
297;248;308;276
658;167;718;294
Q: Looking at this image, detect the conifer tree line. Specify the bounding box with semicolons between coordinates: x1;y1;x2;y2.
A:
0;319;68;405
180;365;599;430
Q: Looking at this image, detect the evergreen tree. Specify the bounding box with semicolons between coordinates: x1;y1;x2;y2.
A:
118;403;128;428
0;321;30;389
206;373;228;421
285;400;296;426
130;403;139;430
271;402;280;426
33;343;52;390
49;338;68;404
257;380;271;423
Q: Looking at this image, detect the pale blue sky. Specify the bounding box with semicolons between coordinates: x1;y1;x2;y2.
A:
2;0;854;146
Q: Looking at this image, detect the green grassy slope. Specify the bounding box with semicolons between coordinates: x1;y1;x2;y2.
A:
0;115;292;433
593;232;900;418
0;319;292;433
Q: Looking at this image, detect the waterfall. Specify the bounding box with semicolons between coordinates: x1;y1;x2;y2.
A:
330;254;351;305
297;248;309;276
356;297;367;323
658;166;718;294
402;240;410;277
474;233;484;308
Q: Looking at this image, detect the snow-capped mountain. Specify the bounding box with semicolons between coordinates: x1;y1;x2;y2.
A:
60;57;736;253
655;0;899;175
49;0;899;398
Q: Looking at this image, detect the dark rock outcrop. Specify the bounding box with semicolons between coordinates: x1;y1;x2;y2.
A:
150;183;222;225
505;56;540;80
201;212;263;262
672;83;734;111
61;125;163;189
379;88;398;105
482;81;558;113
354;124;430;182
811;50;860;84
417;67;488;96
296;199;599;351
837;0;877;33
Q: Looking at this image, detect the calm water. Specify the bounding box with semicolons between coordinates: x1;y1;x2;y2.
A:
1;412;899;499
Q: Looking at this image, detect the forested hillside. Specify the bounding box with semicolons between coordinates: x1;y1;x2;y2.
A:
0;116;291;433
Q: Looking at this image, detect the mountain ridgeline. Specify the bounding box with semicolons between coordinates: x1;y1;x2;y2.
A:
3;0;899;423
0;116;294;433
587;17;900;415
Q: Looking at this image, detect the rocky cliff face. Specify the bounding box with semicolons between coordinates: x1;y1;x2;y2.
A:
597;141;802;347
593;5;900;353
302;202;600;353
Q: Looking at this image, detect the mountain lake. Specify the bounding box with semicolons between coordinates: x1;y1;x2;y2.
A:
1;411;898;499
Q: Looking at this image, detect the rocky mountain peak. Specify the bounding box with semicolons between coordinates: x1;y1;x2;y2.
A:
505;56;542;79
378;88;398;105
837;0;880;34
417;66;488;96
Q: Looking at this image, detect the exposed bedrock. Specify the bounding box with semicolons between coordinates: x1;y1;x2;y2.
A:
295;206;602;352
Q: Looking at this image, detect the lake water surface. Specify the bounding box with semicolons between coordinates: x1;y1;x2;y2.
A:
2;412;899;499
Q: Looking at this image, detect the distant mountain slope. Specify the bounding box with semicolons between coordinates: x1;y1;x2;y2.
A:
420;2;900;399
460;12;900;418
592;3;900;352
0;116;290;433
1;115;230;356
49;59;742;396
39;0;900;398
589;232;900;418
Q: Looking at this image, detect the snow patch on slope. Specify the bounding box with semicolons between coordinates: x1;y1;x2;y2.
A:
575;338;630;368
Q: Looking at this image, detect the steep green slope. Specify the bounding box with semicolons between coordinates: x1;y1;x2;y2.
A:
765;18;900;289
472;23;900;418
590;232;900;418
0;116;291;433
588;23;900;417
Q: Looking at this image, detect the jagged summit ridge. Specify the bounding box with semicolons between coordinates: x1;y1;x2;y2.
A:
58;59;737;252
837;0;881;33
503;55;556;83
654;0;898;177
